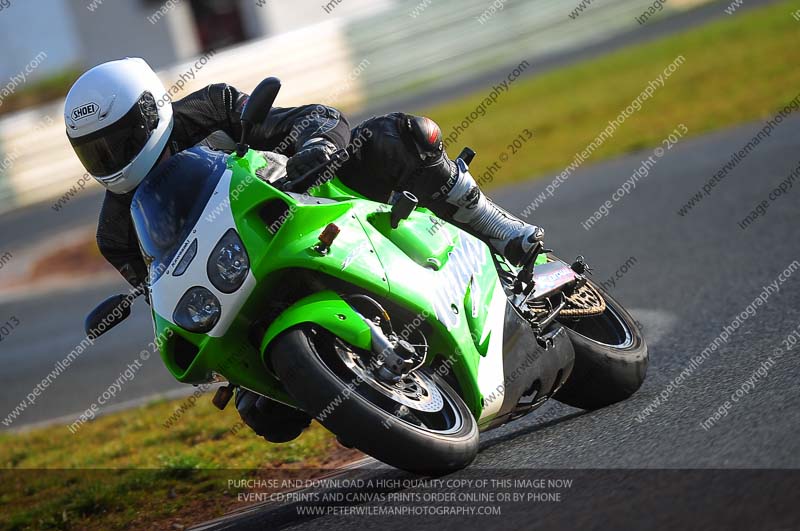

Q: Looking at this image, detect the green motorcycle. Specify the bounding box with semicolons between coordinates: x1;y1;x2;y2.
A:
87;78;647;474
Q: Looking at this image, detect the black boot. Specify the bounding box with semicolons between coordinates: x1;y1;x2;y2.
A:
235;389;311;443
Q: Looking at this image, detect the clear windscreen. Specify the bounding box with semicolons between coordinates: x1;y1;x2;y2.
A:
131;146;227;284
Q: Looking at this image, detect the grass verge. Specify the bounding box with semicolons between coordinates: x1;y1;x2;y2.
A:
0;393;361;530
420;0;800;188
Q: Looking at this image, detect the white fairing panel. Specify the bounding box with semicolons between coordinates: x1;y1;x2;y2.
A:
150;168;256;338
477;278;507;423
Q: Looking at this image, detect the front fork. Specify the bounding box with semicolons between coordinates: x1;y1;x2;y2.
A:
343;295;427;383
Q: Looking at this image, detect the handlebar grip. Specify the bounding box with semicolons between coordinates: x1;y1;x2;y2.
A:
278;149;349;193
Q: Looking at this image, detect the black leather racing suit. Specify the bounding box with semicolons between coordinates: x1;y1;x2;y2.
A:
96;84;456;289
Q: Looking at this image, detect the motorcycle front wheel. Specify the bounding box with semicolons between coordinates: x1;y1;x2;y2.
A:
270;326;478;475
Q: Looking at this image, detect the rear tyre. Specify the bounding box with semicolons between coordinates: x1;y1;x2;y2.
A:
270;327;479;475
554;282;648;410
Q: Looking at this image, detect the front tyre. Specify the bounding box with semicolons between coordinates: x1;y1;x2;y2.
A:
270;327;478;475
554;282;648;410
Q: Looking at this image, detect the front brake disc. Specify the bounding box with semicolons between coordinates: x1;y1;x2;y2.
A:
334;341;444;413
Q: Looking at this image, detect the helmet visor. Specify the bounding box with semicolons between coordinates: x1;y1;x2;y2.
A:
68;92;159;178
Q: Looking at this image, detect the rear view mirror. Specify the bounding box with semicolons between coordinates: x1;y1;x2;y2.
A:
84;294;133;339
241;77;282;126
238;77;281;157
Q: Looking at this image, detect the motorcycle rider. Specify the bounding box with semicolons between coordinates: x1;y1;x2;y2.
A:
65;58;544;443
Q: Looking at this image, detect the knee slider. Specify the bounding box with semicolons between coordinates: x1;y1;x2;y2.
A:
405;115;444;159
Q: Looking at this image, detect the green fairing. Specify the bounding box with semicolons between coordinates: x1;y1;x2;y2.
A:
366;209;455;270
259;290;373;354
152;150;504;419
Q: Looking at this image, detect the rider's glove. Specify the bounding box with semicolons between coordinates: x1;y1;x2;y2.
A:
286;138;337;182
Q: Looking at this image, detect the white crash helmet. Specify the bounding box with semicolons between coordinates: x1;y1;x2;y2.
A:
65;58;173;194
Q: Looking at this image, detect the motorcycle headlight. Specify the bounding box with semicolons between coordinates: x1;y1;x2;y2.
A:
207;229;250;293
173;287;221;333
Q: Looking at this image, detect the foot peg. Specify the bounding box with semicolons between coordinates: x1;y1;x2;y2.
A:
212;384;234;410
570;255;591;275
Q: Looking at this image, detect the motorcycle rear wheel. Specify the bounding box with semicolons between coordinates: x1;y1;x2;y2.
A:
554;281;648;410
